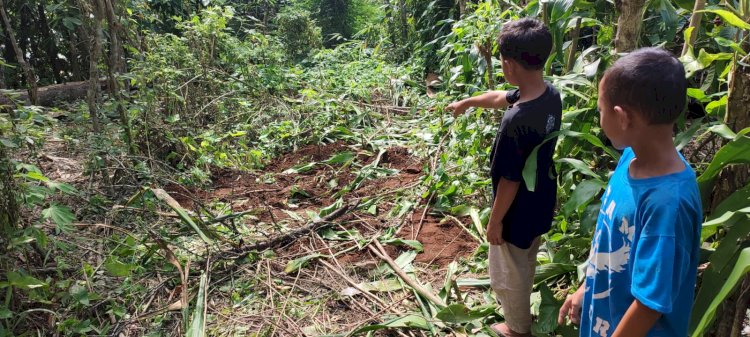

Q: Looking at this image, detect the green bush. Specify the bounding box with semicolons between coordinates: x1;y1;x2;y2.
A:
276;9;323;60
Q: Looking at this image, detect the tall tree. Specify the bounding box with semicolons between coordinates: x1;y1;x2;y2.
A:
0;139;18;235
82;0;104;134
0;0;38;104
37;3;64;83
681;0;706;56
707;44;750;337
614;0;647;52
103;0;134;154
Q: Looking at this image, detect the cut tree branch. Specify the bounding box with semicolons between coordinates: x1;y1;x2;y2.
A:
224;203;355;259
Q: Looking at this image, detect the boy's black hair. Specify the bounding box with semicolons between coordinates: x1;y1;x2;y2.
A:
498;18;552;70
602;48;687;125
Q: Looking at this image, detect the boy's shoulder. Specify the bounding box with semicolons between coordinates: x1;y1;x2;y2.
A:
505;83;562;123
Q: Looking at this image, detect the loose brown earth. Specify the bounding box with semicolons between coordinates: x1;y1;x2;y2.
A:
166;141;477;268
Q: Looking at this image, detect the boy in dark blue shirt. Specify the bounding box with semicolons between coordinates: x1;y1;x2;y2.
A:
557;48;702;337
448;18;561;337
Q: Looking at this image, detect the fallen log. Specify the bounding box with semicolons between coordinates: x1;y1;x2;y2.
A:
0;80;108;107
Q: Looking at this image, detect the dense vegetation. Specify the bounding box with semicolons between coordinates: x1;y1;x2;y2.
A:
0;0;749;336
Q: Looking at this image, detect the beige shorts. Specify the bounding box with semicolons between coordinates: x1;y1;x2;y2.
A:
488;237;541;334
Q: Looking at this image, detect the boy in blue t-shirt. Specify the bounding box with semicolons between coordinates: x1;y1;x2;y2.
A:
557;48;703;337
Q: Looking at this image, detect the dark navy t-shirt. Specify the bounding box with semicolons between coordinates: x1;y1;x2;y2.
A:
489;82;562;249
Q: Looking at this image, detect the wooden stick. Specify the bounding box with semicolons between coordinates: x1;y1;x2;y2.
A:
368;241;446;308
224;203;355;259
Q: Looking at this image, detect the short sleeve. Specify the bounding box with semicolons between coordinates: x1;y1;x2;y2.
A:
506;89;521;105
630;200;692;314
493;122;527;182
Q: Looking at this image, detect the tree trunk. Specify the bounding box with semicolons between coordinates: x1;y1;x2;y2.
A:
37;3;64;83
86;0;104;134
0;0;37;104
477;39;494;90
68;29;83;81
457;0;466;17
567;17;583;72
399;0;407;43
681;0;706;56
706;54;750;337
0;138;18;235
0;80;108;107
103;0;134;154
614;0;647;53
725;63;750;133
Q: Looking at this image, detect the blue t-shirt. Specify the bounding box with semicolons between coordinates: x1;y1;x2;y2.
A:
580;148;702;337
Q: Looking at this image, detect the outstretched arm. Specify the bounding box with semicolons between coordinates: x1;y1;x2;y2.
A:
446;90;512;116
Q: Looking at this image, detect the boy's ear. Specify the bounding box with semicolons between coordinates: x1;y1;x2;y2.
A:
613;105;631;130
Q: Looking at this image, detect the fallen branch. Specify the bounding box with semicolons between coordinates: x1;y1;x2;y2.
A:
225;203;355;259
368;240;447;308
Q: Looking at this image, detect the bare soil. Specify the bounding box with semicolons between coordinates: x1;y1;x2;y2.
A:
166;141;477;268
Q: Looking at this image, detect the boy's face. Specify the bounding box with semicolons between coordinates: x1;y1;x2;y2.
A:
598;77;629;150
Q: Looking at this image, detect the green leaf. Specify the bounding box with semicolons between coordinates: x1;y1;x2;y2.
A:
350;314;431;334
708;123;737;139
69;284;90;305
382;238;424;252
375;251;417;275
698;9;750;30
455;278;491;289
323;151;355;165
690;217;750;334
531;283;562;335
534;263;577;284
700;206;750;241
681;49;734;77
558;158;601;180
42;203;75;233
436;303;493;324
562;180;604;216
319;198;343;217
674;0;694;10
285;253;323;274
104;258;135;277
710;181;750;222
186;273;208;337
523;129;617;191
340;279;405;296
151;188;213;244
686;87;705;101
714;36;748;55
6;271;46;289
0;306;11;319
691;248;750;337
697;128;750;204
23;171;49;182
46;181;79;194
283;161;317;174
0;138;17;148
440;262;459;300
705;95;728;117
675;118;705;150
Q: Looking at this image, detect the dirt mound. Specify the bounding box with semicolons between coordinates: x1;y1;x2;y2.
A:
264;141;352;173
402;210;477;266
165;142;476;268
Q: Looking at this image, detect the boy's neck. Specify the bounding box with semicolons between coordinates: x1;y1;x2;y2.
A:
516;72;546;103
628;124;685;179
